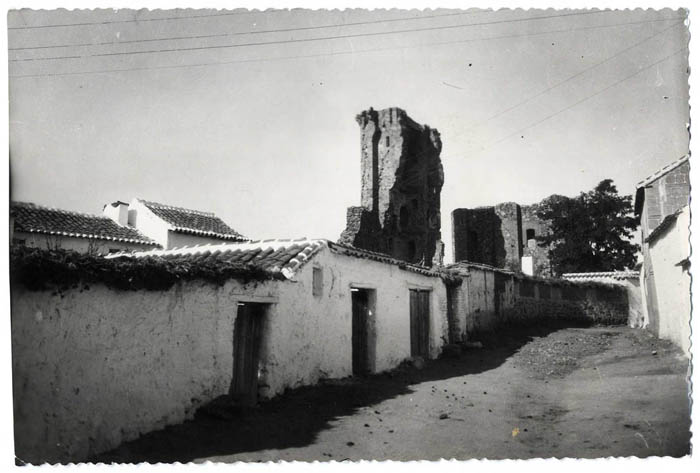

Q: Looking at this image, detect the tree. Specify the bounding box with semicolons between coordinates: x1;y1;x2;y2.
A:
535;179;639;275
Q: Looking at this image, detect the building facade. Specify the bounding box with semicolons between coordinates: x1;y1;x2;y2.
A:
10;201;158;255
106;198;248;249
634;155;690;354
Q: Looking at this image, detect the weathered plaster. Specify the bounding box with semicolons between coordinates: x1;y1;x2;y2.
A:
11;246;448;463
648;207;691;355
11;231;154;255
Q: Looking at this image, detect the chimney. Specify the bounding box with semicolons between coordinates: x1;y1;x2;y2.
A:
103;201;129;226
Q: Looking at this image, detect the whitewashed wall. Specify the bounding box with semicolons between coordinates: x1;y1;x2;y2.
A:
11;246;448;463
12;231;153;255
648;206;691;355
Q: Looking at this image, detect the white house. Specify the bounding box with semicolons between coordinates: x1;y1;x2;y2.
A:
10;201;158;255
634;156;691;355
105;198;248;249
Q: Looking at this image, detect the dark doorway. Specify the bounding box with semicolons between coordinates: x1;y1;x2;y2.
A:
231;302;265;405
351;288;374;376
409;289;430;358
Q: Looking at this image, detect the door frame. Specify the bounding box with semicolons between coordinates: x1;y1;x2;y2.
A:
230;301;267;405
350;286;377;376
409;288;431;359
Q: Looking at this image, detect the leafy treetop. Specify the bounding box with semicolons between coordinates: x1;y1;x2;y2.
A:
535;179;639;276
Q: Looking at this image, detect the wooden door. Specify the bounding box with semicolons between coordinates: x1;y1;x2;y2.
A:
410;290;430;358
231;303;264;405
352;289;370;376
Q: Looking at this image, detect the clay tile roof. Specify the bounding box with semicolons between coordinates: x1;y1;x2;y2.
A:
636;154;690;189
112;239;327;279
326;241;443;277
111;238;445;279
562;271;640;282
11;201;158;246
139;199;248;242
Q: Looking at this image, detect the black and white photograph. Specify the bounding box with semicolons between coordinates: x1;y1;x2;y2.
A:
3;1;696;467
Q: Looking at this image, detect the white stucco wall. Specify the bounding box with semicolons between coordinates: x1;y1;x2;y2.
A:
11;277;281;463
288;250;449;376
127;198;171;248
648;207;691;355
11;246;449;463
12;231;154;255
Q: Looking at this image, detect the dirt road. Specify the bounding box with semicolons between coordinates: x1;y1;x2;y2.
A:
95;325;691;463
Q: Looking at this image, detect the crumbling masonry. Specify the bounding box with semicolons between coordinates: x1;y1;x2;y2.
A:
339;107;445;266
452;200;553;277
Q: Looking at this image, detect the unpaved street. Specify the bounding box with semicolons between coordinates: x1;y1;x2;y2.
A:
96;325;691;463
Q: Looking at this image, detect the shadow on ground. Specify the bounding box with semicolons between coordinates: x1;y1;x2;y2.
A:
92;321;592;464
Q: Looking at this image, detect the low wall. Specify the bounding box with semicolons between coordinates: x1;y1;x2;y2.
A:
11;278;279;464
505;278;629;326
448;264;629;341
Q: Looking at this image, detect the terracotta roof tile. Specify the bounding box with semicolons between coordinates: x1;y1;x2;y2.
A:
636;155;690;189
562;271;640;282
140;199;247;241
112;239;326;279
111;239;444;279
11;201;157;246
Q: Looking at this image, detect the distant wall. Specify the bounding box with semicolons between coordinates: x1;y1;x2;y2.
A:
448;265;629;342
452;201;552;276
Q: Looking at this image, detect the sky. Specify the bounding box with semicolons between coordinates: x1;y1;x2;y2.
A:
7;7;690;263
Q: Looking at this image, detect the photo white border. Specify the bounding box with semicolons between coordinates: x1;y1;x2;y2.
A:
1;1;696;471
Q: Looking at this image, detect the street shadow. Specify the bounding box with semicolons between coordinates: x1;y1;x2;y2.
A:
92;321;588;464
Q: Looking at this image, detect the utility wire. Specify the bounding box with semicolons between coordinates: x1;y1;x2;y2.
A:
10;17;683;79
7;9;274;30
10;10;617;63
10;10;488;51
487;47;687;148
449;20;685;141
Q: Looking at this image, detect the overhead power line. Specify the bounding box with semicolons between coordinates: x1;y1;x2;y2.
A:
10;16;684;79
10;10;487;51
10;10;618;63
8;9;271;30
449;20;684;141
488;47;687;148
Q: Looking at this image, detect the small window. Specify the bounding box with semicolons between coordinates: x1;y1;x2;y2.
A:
312;267;323;297
399;205;409;229
108;248;122;254
385;136;390;147
526;229;536;240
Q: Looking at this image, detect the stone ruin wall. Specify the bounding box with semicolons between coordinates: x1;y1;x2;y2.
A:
339;107;444;267
520;203;553;278
452;199;553;276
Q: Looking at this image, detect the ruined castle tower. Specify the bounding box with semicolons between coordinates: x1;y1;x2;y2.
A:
339;107;444;266
451;200;553;277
